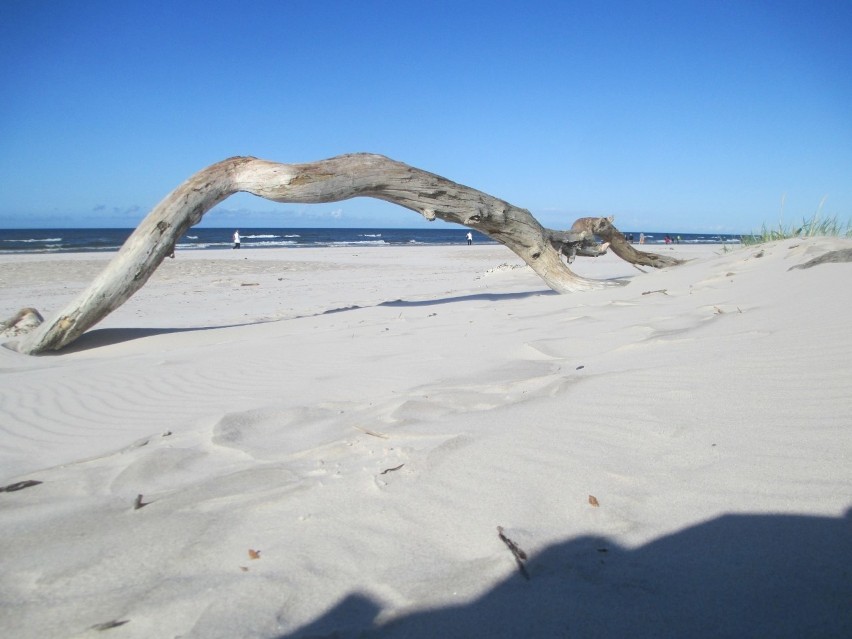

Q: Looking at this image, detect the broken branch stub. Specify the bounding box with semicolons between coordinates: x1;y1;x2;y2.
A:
587;217;685;269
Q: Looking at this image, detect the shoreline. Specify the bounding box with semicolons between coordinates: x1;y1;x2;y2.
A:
0;225;745;255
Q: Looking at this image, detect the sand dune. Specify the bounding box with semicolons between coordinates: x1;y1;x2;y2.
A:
1;239;850;638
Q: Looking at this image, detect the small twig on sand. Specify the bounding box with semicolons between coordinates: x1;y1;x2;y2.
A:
380;464;405;475
641;289;669;296
133;494;149;510
353;425;390;439
0;479;42;492
497;526;530;580
91;619;130;631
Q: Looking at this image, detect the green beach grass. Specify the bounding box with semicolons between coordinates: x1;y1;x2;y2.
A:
742;210;852;246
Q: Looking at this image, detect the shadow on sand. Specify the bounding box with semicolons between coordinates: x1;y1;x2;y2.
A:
49;290;561;352
322;289;559;315
47;325;251;353
279;510;851;638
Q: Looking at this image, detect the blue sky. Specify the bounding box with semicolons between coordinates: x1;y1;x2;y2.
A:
1;1;850;233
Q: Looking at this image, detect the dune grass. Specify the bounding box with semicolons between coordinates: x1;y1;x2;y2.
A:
742;209;852;245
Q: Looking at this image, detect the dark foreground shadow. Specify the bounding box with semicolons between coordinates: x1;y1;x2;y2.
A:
278;510;851;639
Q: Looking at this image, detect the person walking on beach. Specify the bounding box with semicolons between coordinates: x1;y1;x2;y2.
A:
466;231;473;245
233;230;241;249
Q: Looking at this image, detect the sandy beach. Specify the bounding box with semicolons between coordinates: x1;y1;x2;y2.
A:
1;239;850;638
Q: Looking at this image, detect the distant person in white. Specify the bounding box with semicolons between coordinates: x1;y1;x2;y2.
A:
233;230;241;249
466;231;473;245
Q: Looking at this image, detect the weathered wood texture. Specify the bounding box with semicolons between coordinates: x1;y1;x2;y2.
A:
15;154;621;354
579;216;686;269
1;307;44;338
788;248;852;270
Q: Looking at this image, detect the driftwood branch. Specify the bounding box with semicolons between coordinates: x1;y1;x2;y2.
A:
10;154;667;355
575;216;685;269
788;248;852;270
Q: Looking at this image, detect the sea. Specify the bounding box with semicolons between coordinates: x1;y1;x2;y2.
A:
0;227;742;255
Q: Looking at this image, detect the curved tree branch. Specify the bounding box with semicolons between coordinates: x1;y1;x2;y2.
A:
574;216;686;269
14;153;621;355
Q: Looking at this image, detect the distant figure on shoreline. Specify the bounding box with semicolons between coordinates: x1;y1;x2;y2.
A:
639;232;645;244
466;231;473;245
233;230;241;249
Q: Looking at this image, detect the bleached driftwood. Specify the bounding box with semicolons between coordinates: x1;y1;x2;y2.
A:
13;154;629;354
577;216;685;268
1;307;44;338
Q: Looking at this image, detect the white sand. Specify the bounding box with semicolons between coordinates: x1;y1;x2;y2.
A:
1;239;850;638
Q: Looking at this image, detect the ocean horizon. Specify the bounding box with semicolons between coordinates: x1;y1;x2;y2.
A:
0;227;742;255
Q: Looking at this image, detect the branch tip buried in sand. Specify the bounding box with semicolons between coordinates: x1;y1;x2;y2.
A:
497;526;530;580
